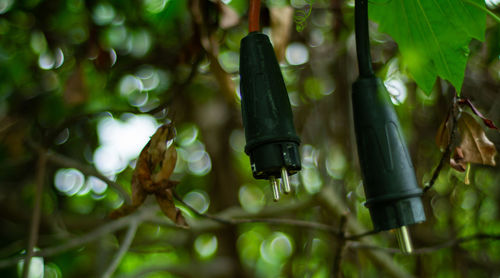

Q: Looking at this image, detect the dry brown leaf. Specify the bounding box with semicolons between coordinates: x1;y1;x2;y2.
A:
459;98;499;130
270;6;294;62
63;64;87;105
450;147;466;172
189;0;235;103
156;189;188;227
450;112;497;171
218;2;239;29
109;123;187;227
435;112;451;151
0;117;27;158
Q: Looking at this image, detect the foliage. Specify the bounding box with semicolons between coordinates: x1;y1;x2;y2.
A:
370;0;486;94
0;0;499;278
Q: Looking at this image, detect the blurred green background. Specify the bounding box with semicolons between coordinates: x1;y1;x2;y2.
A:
0;0;499;277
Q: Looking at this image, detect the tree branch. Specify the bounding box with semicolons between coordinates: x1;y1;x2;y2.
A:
0;197;312;269
349;233;500;254
22;151;47;278
317;186;413;278
46;52;203;142
173;191;375;239
26;139;132;204
332;214;348;278
2;186;394;275
120;257;235;278
145;52;204;115
0;207;171;268
424;94;460;192
101;220;139;278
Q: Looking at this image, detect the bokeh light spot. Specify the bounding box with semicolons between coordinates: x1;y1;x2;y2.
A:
143;0;169;14
54;48;64;68
93;2;115;25
260;232;294;264
286;42;309;65
17;252;43;278
0;0;13;14
177;124;199;147
238;184;265;213
87;176;108;195
38;52;55;70
94;114;158;175
30;31;47;54
187;151;212;176
218;50;239;73
183;190;210;213
194;234;218;259
54;168;85;196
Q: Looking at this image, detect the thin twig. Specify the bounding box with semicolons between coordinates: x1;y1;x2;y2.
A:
0;207;171;268
22;152;47;278
26;139;132;204
349;233;500;254
0;198;311;268
45;150;132;204
424;94;460;192
101;220;139;278
173;191;339;231
46;53;203;142
318;186;411;278
333;214;348;278
344;229;379;241
146;53;204;115
120;257;234;278
2;189;377;271
173;191;375;240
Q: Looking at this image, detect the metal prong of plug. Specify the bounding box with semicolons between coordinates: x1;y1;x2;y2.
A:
281;167;291;194
270;177;280;201
394;226;413;254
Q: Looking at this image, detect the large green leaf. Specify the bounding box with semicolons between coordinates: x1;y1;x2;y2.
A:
370;0;486;94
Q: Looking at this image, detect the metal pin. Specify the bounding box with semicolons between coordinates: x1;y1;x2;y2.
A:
270;177;280;202
281;167;291;194
394;226;413;254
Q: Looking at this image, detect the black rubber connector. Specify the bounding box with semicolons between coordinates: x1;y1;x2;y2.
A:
239;32;301;180
352;77;426;231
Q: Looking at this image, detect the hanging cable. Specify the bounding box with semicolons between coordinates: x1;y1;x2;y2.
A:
355;0;374;77
240;0;301;202
248;0;261;33
351;0;425;254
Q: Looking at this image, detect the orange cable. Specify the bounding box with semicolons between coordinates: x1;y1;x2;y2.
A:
248;0;261;33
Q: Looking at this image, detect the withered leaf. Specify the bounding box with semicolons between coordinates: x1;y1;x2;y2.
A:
189;0;235;102
109;123;188;227
218;2;239;29
156;189;188;228
450;112;497;171
459;98;499;130
63;64;87;105
450;147;466;172
270;6;294;62
435;112;452;151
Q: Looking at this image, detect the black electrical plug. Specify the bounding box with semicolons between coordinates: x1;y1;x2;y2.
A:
352;0;425;254
239;32;301;201
352;77;426;253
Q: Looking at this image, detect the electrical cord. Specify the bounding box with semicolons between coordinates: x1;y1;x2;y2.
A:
355;0;374;77
248;0;261;33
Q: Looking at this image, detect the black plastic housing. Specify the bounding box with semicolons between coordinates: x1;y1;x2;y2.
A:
239;32;301;179
352;77;426;231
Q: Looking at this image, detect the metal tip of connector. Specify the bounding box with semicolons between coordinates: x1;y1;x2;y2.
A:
394;226;413;254
270;177;280;201
281;167;291;194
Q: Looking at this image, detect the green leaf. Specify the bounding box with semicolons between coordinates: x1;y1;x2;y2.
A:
370;0;486;95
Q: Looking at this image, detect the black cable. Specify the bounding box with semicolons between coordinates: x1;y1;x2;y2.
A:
355;0;374;77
